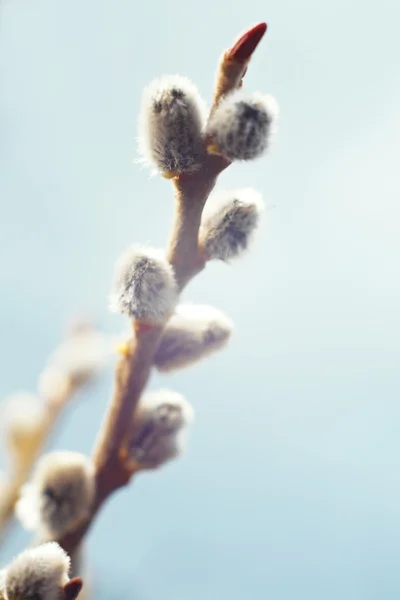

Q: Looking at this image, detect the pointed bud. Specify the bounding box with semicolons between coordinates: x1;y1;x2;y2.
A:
109;245;177;323
206;90;279;161
138;75;207;177
16;451;95;538
125;390;193;470
199;188;263;261
226;22;267;62
154;305;233;372
1;543;70;600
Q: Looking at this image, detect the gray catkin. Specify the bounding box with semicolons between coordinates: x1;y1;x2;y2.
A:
200;189;264;261
109;246;177;323
206;90;279;161
126;390;193;469
2;543;70;600
138;75;207;175
154;304;233;372
16;452;95;538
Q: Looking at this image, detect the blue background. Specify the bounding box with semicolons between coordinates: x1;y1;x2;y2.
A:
1;0;400;598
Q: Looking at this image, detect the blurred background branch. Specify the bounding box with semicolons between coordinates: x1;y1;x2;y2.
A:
0;322;108;547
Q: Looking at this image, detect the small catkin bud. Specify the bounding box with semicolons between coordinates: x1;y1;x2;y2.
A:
199;188;264;261
125;389;193;470
206;90;279;161
138;75;207;176
2;542;70;600
44;325;109;389
109;245;177;323
154;304;233;372
16;452;95;538
0;393;48;463
37;367;71;406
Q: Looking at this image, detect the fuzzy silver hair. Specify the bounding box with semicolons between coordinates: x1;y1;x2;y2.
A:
126;389;193;469
154;304;233;372
199;188;264;261
109;246;177;323
138;75;207;175
2;542;70;600
16;452;95;538
206;90;279;161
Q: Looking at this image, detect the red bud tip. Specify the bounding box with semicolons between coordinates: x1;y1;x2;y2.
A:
227;22;267;62
64;578;83;600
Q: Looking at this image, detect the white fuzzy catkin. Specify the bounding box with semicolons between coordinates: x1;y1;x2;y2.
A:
109;245;177;323
16;452;95;538
199;188;264;261
138;75;207;175
154;304;233;372
37;367;71;405
126;389;193;469
1;542;70;600
44;327;109;386
0;393;47;452
206;90;279;161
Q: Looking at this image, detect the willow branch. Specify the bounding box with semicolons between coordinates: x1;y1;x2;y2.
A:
55;22;268;557
0;324;106;547
0;381;76;545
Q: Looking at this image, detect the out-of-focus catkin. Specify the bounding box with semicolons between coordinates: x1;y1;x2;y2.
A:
199;188;264;261
16;451;95;538
0;393;48;465
125;389;193;470
154;304;233;372
42;324;109;390
1;542;71;600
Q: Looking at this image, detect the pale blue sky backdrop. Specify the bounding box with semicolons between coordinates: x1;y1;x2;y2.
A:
1;0;400;598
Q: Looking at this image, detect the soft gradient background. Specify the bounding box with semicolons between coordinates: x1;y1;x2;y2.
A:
1;1;399;598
